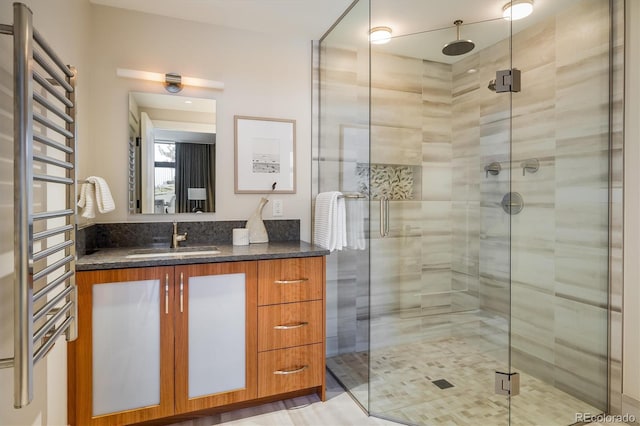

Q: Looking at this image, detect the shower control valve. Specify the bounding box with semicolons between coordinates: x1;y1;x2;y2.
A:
484;162;501;177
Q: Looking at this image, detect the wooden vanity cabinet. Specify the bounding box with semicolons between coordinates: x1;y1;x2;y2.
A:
69;262;257;426
68;256;325;426
69;267;177;426
257;257;326;400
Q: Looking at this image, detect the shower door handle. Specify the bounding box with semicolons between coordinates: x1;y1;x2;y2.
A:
380;196;390;237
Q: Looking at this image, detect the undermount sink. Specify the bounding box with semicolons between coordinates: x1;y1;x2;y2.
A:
126;246;221;259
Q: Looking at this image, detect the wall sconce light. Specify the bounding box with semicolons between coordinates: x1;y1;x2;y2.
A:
502;0;534;21
116;68;224;93
369;26;392;44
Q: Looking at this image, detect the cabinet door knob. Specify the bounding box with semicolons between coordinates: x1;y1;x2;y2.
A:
273;322;309;330
273;278;309;284
273;365;308;375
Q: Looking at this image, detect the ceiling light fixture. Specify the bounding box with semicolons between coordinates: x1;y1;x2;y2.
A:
502;0;534;21
116;68;224;93
369;26;392;44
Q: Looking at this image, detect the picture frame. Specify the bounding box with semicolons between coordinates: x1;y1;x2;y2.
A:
234;115;296;193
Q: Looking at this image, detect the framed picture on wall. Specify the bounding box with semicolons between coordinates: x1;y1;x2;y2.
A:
234;115;296;193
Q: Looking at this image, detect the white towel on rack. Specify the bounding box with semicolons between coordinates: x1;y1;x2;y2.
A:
77;176;115;218
314;191;347;252
87;176;115;214
346;198;366;250
77;182;96;219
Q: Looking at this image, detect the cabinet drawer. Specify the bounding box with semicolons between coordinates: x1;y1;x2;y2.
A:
258;344;323;398
258;301;323;351
258;257;324;305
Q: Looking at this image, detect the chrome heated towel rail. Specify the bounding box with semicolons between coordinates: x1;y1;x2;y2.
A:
0;2;78;408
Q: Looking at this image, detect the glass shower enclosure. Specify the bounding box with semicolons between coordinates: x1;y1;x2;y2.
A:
317;0;615;424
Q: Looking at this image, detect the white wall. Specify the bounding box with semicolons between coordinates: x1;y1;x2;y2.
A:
623;0;640;411
0;1;91;425
87;5;313;241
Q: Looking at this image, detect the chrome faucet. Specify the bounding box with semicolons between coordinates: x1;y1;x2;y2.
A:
171;221;187;248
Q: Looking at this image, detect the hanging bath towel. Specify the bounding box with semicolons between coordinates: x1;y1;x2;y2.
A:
87;176;115;214
314;191;347;252
78;176;115;218
77;182;96;219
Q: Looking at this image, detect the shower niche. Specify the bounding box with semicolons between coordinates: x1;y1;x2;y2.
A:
318;0;615;425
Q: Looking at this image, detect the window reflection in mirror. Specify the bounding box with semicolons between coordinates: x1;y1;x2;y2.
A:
128;92;216;214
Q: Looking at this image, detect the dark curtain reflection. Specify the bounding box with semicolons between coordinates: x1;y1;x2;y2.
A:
175;142;215;213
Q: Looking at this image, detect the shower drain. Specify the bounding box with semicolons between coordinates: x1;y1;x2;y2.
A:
432;379;454;389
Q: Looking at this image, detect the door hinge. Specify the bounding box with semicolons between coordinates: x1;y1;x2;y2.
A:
136;136;141;147
495;371;520;396
495;68;521;93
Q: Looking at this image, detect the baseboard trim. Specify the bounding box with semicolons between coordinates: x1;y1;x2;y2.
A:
622;394;640;425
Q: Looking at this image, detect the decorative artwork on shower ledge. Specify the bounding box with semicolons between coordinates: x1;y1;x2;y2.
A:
356;163;416;200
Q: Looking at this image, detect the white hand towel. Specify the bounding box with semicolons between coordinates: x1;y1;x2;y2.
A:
314;191;347;252
346;199;366;250
336;196;347;250
87;176;115;213
77;183;96;219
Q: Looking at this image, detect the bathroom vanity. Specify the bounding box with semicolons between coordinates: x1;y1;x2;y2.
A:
68;243;327;426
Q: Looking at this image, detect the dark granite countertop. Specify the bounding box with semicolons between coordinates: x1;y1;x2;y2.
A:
76;241;329;271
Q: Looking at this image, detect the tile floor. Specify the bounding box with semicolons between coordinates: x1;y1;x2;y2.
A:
327;308;617;426
329;338;600;426
168;370;633;426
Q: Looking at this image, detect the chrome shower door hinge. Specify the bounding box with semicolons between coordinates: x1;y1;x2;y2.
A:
495;371;520;396
495;68;521;93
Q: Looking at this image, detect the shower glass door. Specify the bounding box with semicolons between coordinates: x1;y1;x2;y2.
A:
509;0;613;424
367;11;512;425
319;0;371;411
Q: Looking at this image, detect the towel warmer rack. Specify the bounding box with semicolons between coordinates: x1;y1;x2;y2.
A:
0;3;78;408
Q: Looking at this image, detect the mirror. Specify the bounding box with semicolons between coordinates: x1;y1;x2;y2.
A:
128;92;216;214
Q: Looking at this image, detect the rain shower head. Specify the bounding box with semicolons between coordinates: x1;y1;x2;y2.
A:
442;20;475;56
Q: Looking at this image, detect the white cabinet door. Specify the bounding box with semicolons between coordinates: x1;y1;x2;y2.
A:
92;279;161;415
175;262;257;414
187;272;246;397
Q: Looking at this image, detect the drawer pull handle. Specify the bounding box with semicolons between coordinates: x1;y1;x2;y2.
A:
274;278;309;284
273;365;308;375
274;322;309;330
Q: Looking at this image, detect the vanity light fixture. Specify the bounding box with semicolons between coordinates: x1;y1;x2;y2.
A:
116;68;224;93
369;26;392;44
502;0;534;21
